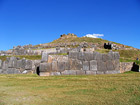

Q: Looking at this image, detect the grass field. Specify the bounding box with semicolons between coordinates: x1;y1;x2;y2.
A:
0;72;140;105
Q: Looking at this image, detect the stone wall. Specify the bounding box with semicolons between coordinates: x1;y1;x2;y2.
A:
120;62;133;73
39;51;120;76
0;57;41;74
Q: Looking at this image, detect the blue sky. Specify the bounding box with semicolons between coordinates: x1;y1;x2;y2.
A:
0;0;140;50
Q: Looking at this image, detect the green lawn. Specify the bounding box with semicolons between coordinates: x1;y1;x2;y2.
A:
0;72;140;105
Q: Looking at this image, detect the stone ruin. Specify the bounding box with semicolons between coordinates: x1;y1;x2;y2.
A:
0;57;41;74
0;50;121;76
38;51;120;76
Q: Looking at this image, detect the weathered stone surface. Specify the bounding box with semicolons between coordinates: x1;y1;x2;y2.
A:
25;60;32;70
71;51;78;59
8;57;17;68
76;70;86;75
102;54;109;62
113;59;120;70
108;51;114;60
6;68;20;74
57;61;65;72
0;60;2;69
50;72;61;76
61;70;76;75
105;70;120;74
46;63;52;72
2;61;9;70
90;60;97;71
0;69;3;73
16;60;22;69
114;52;120;59
52;61;58;71
40;72;50;76
86;71;96;75
120;62;133;73
41;52;48;62
106;60;114;70
83;61;90;71
39;63;47;72
95;52;102;60
84;52;93;61
96;71;105;74
97;60;107;71
78;52;84;60
21;59;26;69
65;61;70;70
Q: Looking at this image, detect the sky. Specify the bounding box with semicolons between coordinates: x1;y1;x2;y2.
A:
0;0;140;50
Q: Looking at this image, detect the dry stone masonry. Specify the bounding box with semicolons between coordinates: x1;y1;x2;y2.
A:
38;51;120;76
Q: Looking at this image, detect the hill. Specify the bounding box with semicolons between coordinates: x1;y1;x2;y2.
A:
0;33;140;63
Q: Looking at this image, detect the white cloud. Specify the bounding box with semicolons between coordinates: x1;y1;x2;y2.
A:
83;33;104;38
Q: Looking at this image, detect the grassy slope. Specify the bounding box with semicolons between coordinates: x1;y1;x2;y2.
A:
0;73;140;105
0;55;42;61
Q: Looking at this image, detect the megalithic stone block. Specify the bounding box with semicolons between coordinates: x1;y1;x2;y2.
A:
105;70;120;74
65;61;70;70
52;61;58;71
86;71;96;75
40;63;47;72
71;51;78;59
108;51;114;60
0;60;2;69
50;72;61;76
84;52;93;61
102;54;109;62
83;61;90;71
21;58;26;69
61;70;76;75
41;52;48;62
114;52;120;60
16;60;22;69
113;59;120;70
76;70;86;75
57;61;65;72
97;60;107;71
8;57;17;68
94;52;102;60
90;60;97;71
106;60;114;70
78;52;84;61
2;61;9;70
25;60;33;70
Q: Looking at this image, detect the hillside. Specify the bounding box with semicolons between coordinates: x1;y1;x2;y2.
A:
0;33;140;63
34;33;139;62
